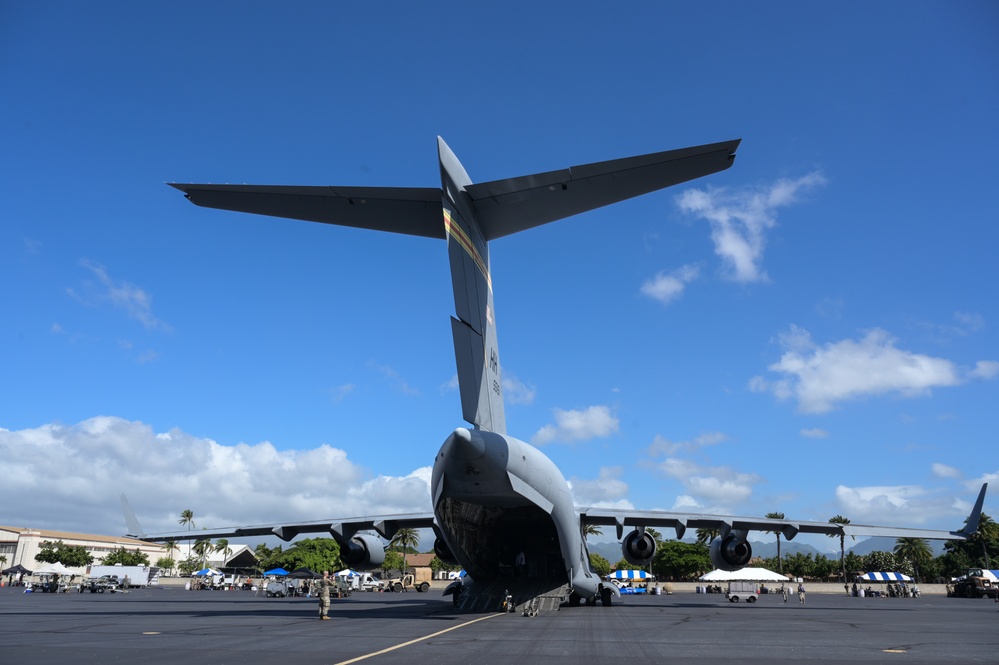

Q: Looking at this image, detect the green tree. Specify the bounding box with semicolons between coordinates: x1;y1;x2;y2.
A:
178;509;195;531
827;515;853;583
960;512;998;569
193;538;213;567
156;557;176;571
429;555;461;575
582;523;603;540
695;528;720;545
272;538;342;574
765;512;786;574
382;549;405;575
177;557;201;576
588;553;611;577
254;543;283;573
34;540;95;568
102;547;150;566
863;550;912;576
614;558;642;571
653;540;711;580
783;552;816;579
893;538;932;583
389;528;420;574
215;539;233;566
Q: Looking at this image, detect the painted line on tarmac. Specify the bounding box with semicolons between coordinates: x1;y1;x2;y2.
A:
333;613;503;665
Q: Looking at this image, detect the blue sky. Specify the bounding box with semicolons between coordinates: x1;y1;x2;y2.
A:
2;1;997;552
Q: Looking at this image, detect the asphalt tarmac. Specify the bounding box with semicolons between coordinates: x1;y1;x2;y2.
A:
2;585;996;665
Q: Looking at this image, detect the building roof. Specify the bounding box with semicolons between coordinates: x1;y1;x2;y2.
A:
406;553;435;568
0;526;161;549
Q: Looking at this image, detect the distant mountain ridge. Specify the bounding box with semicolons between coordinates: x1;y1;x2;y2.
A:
587;535;943;566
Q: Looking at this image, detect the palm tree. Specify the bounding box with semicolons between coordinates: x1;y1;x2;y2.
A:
696;528;720;545
215;539;232;568
163;539;179;575
193;538;214;568
893;537;932;583
389;528;420;575
178;509;195;530
766;512;786;574
967;512;997;569
828;515;853;584
582;523;603;540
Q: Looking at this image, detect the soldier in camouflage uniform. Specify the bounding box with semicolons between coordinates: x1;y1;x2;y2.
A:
317;570;332;620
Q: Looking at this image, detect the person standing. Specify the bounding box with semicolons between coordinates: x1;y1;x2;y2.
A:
317;571;332;620
797;582;806;605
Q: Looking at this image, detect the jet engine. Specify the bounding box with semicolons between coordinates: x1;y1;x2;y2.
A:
339;534;386;570
709;531;752;571
434;537;459;566
622;529;657;567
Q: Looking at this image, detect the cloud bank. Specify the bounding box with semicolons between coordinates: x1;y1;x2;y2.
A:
749;326;998;413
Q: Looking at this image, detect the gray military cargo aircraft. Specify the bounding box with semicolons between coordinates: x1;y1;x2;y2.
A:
146;137;987;607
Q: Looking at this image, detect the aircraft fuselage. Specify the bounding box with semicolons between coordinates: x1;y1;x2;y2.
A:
431;427;600;597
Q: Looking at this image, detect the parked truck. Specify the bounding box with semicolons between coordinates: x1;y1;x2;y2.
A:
381;573;430;593
948;569;998;599
86;565;160;588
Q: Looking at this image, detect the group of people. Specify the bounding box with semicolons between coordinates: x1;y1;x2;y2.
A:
850;581;919;598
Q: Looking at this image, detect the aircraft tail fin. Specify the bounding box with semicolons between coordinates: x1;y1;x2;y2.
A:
120;493;145;538
439;137;505;433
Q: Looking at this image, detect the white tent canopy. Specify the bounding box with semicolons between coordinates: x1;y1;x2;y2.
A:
32;562;73;575
857;572;912;582
607;569;654;580
700;567;788;582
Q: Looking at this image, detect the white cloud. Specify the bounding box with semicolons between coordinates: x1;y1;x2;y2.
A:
647;432;726;456
568;466;632;507
73;260;172;332
931;463;962;479
640;264;699;305
749;326;998;413
532;405;619;445
834;484;966;525
502;371;536;406
0;417;432;539
652;457;762;508
799;428;828;439
676;172;826;283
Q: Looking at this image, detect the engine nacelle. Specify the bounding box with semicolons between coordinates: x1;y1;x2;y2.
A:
434;537;459;566
622;529;657;566
709;533;752;571
340;533;385;570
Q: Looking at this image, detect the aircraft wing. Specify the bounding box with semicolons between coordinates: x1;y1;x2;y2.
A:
134;512;437;543
465;139;740;240
579;483;988;543
168;184;445;239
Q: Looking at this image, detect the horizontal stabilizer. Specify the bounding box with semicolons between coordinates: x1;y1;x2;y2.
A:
466;139;740;240
168;184;444;238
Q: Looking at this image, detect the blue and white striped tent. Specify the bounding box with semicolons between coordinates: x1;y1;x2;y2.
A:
857;572;912;582
607;569;653;580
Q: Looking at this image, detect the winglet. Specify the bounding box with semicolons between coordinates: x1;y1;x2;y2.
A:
956;483;988;537
119;493;145;538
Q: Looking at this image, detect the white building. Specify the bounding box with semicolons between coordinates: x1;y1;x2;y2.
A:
0;525;165;577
